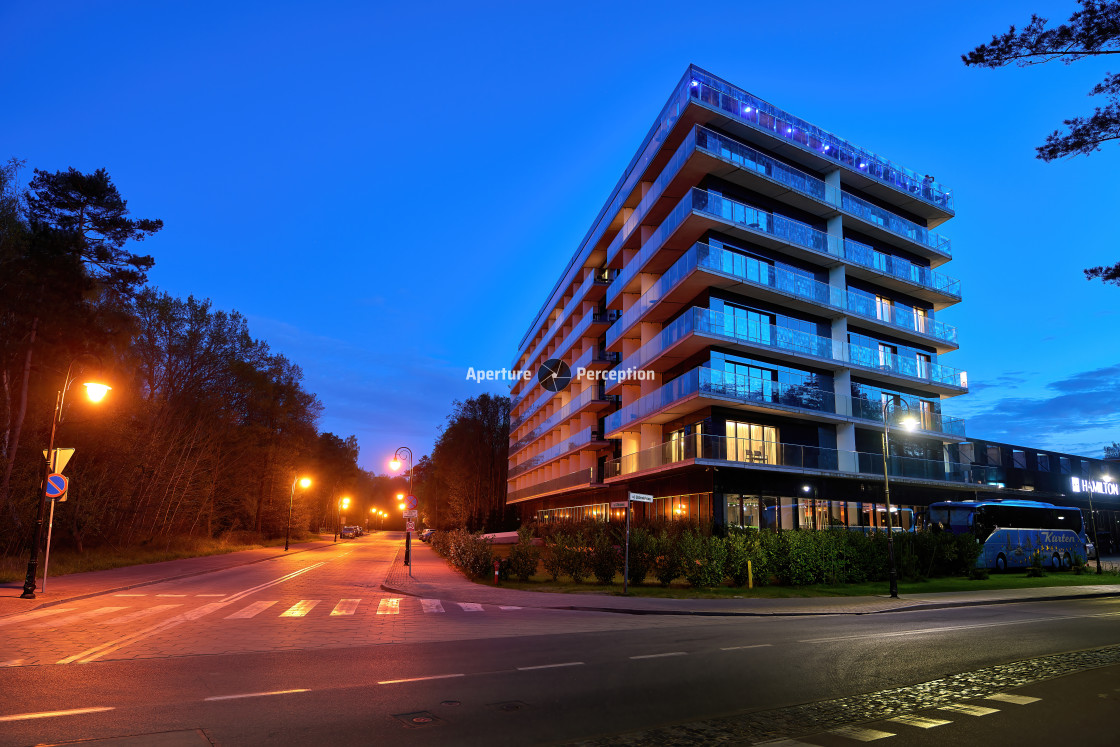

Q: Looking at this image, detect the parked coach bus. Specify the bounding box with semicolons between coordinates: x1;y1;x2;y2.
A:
928;500;1087;571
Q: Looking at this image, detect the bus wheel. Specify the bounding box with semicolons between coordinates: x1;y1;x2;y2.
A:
1052;553;1062;569
995;554;1007;572
1063;552;1072;568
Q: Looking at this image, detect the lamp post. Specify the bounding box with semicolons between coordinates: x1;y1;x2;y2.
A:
285;476;312;552
1086;475;1111;575
881;398;918;599
333;496;351;541
22;356;111;599
390;447;415;576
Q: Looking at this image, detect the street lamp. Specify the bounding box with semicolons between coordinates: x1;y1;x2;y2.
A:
333;496;351;541
1086;475;1111;575
285;476;312;552
881;398;918;599
22;356;111;599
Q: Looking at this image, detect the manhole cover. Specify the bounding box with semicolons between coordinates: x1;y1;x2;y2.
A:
392;711;442;728
441;700;461;707
489;700;528;713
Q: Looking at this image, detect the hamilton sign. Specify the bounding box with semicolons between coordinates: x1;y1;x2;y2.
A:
1070;477;1119;496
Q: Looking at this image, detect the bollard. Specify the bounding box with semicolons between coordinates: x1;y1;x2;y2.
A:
494;558;500;586
748;559;753;589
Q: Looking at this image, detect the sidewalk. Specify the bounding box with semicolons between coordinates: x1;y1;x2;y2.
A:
383;541;1120;616
0;537;337;618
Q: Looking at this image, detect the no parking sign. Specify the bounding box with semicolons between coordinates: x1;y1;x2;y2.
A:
45;473;68;502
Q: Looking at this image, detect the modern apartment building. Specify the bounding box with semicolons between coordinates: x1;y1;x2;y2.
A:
507;65;1116;533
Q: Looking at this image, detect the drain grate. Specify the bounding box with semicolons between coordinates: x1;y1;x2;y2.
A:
489;700;528;713
392;711;443;728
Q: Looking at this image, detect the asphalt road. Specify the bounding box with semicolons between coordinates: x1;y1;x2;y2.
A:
1;532;1119;745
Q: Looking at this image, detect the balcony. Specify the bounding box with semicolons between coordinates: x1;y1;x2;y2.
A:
685;70;954;217
602;366;965;439
603;433;998;485
607;241;957;352
507;467;598;504
507;427;609;480
847;343;967;391
509;384;614;457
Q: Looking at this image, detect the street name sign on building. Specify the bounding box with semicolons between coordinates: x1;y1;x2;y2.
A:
45;473;68;501
628;492;654;503
405;494;418;510
610;501;628;508
403;509;418;518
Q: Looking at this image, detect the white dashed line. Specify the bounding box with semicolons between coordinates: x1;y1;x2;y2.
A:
986;693;1041;705
102;605;181;625
377;598;401;615
330;599;361;616
0;608;75;627
280;600;320;617
940;703;999;716
32;608;127;629
156;594;186;597
517;661;584;671
0;660;25;668
721;644;772;651
421;599;445;613
205;689;309;701
830;725;895;741
458;603;483;612
630;652;687;660
0;707;114;722
888;714;951;728
226;601;277;619
378;673;464;685
113;594;145;597
499;606;522;610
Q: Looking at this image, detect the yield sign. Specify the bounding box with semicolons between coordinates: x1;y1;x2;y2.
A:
43;448;75;473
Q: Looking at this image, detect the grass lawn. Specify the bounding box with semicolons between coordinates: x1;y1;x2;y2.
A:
0;533;327;584
485;544;1120;599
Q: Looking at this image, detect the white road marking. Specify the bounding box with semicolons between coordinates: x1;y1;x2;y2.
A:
0;660;25;667
196;594;226;597
205;689;309;701
32;607;128;629
330;599;361;616
377;598;401;615
986;693;1041;705
458;603;483;612
113;593;145;597
59;562;327;664
0;608;75;627
156;594;186;597
226;601;278;619
888;714;951;728
499;606;522;610
721;644;772;651
102;605;181;625
378;673;464;685
421;599;444;613
830;725;896;741
940;703;999;716
517;661;584;671
630;652;687;660
280;600;320;617
755;739;818;746
800;615;1077;643
0;707;114;722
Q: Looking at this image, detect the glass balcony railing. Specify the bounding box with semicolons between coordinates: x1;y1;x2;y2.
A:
844;293;957;346
694;126;950;257
603;366;963;437
510;385;610;456
603;434;996;484
686;70;954;212
508;467;597;504
848;343;967;389
508;427;603;480
511;385;555;431
842;238;960;299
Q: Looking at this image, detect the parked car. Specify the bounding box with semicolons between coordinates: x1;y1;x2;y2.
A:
339;526;356;539
419;528;435;542
1086;540;1097;560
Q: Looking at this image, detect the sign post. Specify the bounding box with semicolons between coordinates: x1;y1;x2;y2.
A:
404;495;418;577
41;472;69;593
622;493;653;595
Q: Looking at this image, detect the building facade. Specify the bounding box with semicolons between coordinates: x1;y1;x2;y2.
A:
507;66;1118;536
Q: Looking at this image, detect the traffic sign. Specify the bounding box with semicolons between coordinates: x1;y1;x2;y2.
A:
403;509;418;518
610;501;628;508
43;448;75;473
405;494;418;510
45;473;68;500
628;492;654;503
406;520;415;532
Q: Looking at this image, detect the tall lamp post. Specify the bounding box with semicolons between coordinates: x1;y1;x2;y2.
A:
285;476;312;552
881;398;918;599
22;356;112;600
1086;475;1112;575
333;496;351;541
390;447;415;576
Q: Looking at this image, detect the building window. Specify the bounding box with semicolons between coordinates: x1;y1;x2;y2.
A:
725;420;778;463
913;307;928;334
1060;457;1071;475
875;295;893;323
1012;450;1027;469
1037;454;1050;472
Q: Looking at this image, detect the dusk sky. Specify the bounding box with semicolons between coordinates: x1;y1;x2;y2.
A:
3;0;1117;472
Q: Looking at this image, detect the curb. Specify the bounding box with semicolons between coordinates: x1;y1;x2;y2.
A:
0;540;339;618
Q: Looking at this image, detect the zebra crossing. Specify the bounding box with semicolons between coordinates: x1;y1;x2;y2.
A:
8;597;528;631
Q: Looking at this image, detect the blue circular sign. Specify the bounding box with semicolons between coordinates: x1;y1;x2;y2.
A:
45;473;68;499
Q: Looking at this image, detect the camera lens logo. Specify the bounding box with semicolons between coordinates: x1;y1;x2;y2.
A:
537;359;572;392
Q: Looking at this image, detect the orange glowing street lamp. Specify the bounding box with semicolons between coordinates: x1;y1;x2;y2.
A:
285;476;312;552
22;355;112;599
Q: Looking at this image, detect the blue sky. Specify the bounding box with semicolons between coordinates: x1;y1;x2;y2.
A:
3;0;1117;470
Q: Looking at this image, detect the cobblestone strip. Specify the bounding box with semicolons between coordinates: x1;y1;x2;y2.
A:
569;644;1120;745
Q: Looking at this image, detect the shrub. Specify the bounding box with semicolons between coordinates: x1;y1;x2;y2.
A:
507;526;541;582
546;530;588;583
1026;552;1046;578
624;527;655;586
652;530;682;586
442;530;495;580
678;530;726;588
969;567;990;580
588;528;620;585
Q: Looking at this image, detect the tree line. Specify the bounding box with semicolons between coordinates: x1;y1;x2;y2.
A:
0;160;372;555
